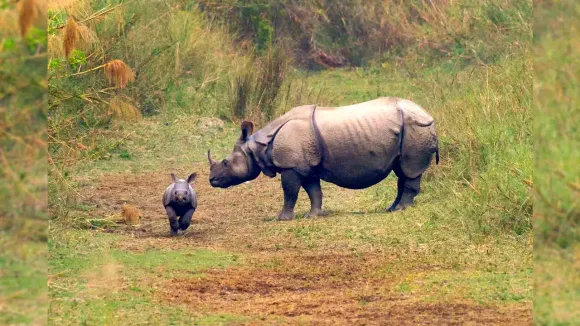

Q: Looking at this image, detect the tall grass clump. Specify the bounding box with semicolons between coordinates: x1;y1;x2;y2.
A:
231;43;293;121
433;55;532;236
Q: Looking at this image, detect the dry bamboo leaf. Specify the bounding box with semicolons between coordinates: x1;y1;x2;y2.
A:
77;23;99;51
108;96;141;120
18;0;36;37
103;60;135;88
63;17;79;58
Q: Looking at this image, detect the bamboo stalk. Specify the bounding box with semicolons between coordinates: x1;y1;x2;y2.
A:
49;4;122;30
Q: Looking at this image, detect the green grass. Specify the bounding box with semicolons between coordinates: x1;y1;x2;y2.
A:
48;230;244;325
534;1;580;324
112;248;240;274
0;239;48;325
403;269;532;304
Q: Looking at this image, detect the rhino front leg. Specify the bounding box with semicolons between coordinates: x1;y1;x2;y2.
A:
165;206;179;236
277;170;302;221
178;208;195;231
302;177;324;217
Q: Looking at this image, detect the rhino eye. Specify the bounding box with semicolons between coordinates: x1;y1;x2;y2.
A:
222;160;228;167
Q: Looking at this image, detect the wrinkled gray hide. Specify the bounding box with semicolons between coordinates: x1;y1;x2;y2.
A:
163;173;197;235
208;97;439;221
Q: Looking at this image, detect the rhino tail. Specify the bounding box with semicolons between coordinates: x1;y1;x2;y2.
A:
436;147;440;165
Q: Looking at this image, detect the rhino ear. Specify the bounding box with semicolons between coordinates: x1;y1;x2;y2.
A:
187;172;197;184
240;121;254;141
170;173;177;183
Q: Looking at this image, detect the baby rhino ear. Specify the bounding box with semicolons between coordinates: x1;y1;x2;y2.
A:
240;121;254;141
187;172;197;184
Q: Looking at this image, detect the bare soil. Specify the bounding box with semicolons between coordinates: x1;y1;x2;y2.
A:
77;164;532;325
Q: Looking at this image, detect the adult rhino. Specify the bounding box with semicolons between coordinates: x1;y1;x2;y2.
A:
208;97;439;221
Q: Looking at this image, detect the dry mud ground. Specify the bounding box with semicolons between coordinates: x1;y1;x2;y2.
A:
68;161;533;325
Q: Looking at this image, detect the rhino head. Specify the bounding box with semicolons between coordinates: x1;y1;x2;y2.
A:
208;121;262;188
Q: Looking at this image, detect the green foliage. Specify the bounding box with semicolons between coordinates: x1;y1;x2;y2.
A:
48;9;67;32
67;49;87;70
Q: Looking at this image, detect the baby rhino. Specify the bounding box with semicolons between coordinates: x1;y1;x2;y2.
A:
163;173;197;236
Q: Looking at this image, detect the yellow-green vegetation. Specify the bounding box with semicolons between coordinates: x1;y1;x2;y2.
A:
534;0;580;324
47;0;533;324
1;0;48;324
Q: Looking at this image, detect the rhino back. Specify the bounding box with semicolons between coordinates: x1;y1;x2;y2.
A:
314;98;402;187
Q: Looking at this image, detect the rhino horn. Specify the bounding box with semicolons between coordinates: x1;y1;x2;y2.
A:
170;173;177;183
207;150;216;166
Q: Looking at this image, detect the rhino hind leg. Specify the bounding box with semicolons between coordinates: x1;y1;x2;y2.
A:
302;177;324;218
277;170;302;221
178;208;195;231
397;174;422;210
387;164;423;212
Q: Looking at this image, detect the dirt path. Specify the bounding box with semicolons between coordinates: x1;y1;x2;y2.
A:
77;163;532;325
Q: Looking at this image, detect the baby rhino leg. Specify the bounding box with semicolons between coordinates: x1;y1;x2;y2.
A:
165;206;180;236
178;208;195;231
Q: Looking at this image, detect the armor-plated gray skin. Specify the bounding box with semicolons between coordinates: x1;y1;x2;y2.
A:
163;173;197;235
208;97;439;221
